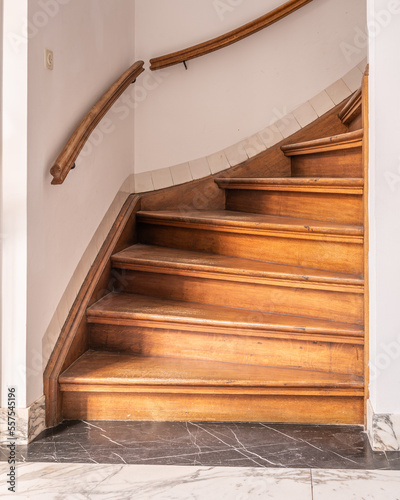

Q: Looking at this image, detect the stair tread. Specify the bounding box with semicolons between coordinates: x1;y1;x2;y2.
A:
60;350;363;388
281;129;363;156
87;292;363;336
215;177;364;189
112;244;363;286
138;210;363;236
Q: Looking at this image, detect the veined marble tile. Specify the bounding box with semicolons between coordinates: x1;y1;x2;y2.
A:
0;463;312;500
0;407;28;444
28;397;46;444
312;469;400;499
370;413;400;451
0;397;45;446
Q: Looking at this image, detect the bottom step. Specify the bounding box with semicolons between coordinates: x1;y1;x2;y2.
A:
60;351;364;425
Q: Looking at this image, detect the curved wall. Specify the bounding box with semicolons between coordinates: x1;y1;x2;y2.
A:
134;0;367;174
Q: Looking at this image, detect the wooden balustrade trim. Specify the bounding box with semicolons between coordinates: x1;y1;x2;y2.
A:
149;0;313;71
50;61;145;185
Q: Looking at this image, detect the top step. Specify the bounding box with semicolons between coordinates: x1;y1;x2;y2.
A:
281;130;363;157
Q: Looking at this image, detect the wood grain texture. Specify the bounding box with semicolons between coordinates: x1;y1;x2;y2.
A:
138;224;363;274
282;130;363;156
87;292;363;339
225;190;363;224
50;61;145;185
89;323;364;375
61;392;364;424
215;177;364;193
291;149;363;178
117;271;363;324
43;195;141;427
149;0;313;70
138;210;364;238
112;244;364;288
60;351;363;388
48;92;367;426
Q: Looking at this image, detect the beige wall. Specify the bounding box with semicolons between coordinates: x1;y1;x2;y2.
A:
26;0;135;404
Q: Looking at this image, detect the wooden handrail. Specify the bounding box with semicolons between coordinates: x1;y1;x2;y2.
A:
150;0;313;71
50;61;145;185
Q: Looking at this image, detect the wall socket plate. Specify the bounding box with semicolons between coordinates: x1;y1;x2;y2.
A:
45;49;54;70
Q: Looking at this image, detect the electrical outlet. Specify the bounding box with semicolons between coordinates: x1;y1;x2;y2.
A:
45;49;54;70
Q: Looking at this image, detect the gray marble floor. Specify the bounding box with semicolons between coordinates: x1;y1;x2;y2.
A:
1;421;399;470
0;462;400;499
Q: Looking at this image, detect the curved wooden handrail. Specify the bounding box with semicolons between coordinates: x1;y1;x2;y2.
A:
50;61;145;185
150;0;313;71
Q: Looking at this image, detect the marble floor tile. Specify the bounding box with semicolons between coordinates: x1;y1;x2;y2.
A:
386;451;400;470
0;421;395;470
312;469;400;499
0;463;313;500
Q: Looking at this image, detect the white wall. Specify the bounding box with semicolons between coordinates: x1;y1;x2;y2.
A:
368;0;400;414
26;0;135;405
134;0;367;173
1;0;28;408
0;0;3;406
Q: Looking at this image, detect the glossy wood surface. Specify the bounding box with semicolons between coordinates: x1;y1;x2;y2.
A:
62;392;364;424
60;351;363;387
50;61;145;185
89;323;363;374
49;88;367;427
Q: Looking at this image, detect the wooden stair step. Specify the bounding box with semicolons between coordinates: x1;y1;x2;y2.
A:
215;178;363;224
281;130;363;156
137;210;363;237
59;351;364;424
215;177;364;194
60;350;363;389
281;131;363;178
137;210;363;275
87;292;363;374
112;244;363;289
87;292;363;338
111;245;363;324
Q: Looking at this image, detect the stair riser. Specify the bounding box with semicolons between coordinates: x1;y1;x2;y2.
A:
115;270;364;324
348;115;362;132
291;149;363;177
62;391;364;425
226;191;363;225
138;224;363;275
88;323;364;375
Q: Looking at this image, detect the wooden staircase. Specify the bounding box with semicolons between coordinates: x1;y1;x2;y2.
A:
55;87;367;426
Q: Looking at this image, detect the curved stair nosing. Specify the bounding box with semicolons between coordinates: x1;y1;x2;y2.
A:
214;177;364;195
86;292;364;342
88;316;364;346
338;88;362;125
137;212;364;244
111;256;364;294
59;351;364;390
281;129;363;156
